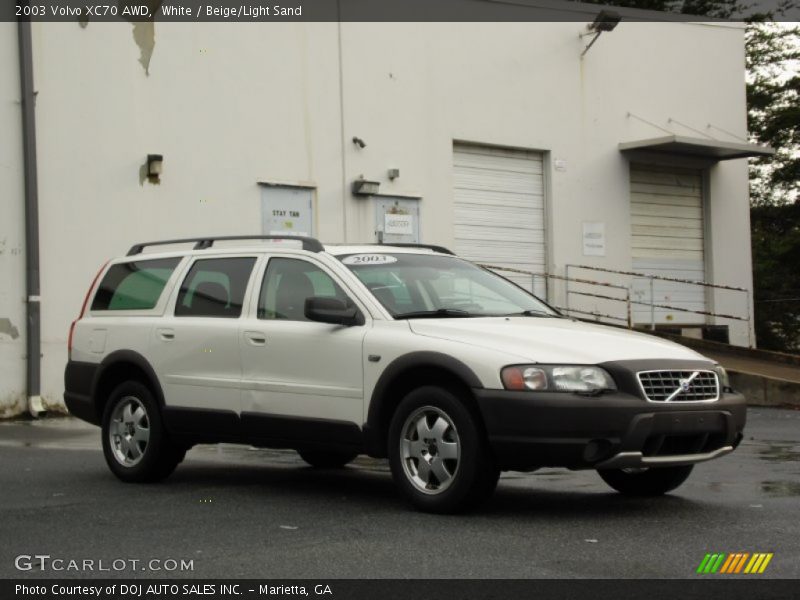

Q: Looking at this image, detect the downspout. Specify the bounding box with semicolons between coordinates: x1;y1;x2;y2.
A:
18;17;43;417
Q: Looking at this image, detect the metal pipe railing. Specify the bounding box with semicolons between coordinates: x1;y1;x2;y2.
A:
480;262;752;346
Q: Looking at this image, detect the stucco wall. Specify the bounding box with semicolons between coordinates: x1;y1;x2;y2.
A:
0;22;27;417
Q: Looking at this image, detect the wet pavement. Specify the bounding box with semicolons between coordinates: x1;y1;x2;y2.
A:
0;407;798;579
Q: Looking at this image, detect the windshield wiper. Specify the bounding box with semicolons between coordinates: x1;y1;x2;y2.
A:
502;309;560;318
393;308;474;319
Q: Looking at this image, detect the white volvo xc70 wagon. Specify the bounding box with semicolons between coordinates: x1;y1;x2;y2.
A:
65;236;746;513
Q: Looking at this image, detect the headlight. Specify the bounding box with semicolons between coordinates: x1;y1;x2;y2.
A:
715;365;731;390
501;365;616;393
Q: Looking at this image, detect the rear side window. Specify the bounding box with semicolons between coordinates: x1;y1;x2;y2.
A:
91;258;181;311
175;257;256;318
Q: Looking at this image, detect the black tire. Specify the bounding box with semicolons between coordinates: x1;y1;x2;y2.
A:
597;465;694;496
298;449;358;468
388;385;499;513
101;381;184;483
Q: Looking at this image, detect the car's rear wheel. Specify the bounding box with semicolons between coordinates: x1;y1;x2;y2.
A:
298;449;358;468
101;381;184;483
597;465;694;496
388;385;499;513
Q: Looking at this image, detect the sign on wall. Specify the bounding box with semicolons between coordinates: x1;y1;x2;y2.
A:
582;222;606;257
260;185;313;237
384;213;414;236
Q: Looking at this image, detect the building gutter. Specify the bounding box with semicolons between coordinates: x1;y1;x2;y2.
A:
17;18;43;417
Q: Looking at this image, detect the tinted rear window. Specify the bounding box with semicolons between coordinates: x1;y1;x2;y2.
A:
91;258;181;311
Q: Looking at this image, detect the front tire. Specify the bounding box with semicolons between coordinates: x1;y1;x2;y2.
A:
388;386;499;513
101;381;184;483
597;465;694;496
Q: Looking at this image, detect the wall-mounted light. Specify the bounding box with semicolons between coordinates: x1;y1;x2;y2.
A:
352;136;366;149
147;154;163;179
387;168;400;181
580;10;621;57
352;178;380;196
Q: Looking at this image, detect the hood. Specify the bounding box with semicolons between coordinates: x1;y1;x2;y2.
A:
408;317;710;364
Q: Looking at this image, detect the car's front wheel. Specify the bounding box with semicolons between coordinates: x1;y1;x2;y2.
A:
597;465;694;496
388;385;499;513
101;381;184;483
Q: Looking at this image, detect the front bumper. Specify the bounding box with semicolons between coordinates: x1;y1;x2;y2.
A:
474;387;746;471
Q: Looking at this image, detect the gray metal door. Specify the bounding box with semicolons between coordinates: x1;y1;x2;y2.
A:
260;185;314;237
374;197;420;244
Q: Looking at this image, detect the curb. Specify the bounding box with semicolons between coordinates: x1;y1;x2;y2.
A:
729;371;800;409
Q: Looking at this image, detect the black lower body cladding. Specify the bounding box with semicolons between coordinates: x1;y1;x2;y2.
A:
63;360;100;425
474;388;746;471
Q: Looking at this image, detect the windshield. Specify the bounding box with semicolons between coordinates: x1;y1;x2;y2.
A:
338;252;558;319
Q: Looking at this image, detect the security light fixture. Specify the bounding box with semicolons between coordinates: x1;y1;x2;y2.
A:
352;178;380;196
588;10;621;33
581;10;621;57
388;168;400;180
352;136;367;149
147;154;163;178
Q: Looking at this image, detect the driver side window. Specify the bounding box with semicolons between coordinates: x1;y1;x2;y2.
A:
258;258;349;322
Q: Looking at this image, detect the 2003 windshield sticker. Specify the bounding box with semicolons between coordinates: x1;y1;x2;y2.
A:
342;255;398;266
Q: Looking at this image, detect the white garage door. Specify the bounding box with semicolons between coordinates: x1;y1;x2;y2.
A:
631;164;707;325
452;144;546;298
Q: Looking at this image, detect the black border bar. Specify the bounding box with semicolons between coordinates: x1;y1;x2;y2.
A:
5;0;800;23
4;579;800;600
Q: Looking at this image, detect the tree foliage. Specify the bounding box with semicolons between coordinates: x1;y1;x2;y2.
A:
750;203;800;352
746;21;800;207
747;22;800;352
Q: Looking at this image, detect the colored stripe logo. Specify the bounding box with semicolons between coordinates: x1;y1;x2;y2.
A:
696;552;773;574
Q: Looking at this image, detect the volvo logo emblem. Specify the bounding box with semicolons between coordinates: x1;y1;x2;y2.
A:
679;379;692;393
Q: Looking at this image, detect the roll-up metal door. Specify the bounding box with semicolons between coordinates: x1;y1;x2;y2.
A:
630;164;706;325
452;143;546;298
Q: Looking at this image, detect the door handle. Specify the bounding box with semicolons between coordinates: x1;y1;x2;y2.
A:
244;331;267;346
157;328;175;341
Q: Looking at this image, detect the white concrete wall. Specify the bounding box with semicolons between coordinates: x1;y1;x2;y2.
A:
0;22;28;417
1;13;754;415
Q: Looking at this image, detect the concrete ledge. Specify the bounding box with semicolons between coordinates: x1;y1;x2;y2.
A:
642;329;800;367
729;371;800;409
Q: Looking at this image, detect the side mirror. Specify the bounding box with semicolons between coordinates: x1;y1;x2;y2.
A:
304;296;362;326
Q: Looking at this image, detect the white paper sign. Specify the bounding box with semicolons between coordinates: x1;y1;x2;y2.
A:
582;222;606;257
384;213;414;236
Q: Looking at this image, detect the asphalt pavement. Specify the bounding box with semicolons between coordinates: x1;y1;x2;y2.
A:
0;408;798;579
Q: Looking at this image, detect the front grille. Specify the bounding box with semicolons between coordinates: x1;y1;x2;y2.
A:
637;370;719;402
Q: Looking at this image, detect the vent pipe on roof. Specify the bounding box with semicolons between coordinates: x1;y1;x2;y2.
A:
17;17;43;417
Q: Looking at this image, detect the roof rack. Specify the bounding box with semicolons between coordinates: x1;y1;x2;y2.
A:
372;242;455;255
126;235;325;256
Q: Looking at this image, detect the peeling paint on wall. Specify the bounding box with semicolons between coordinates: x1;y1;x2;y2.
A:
131;22;156;75
0;318;20;340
